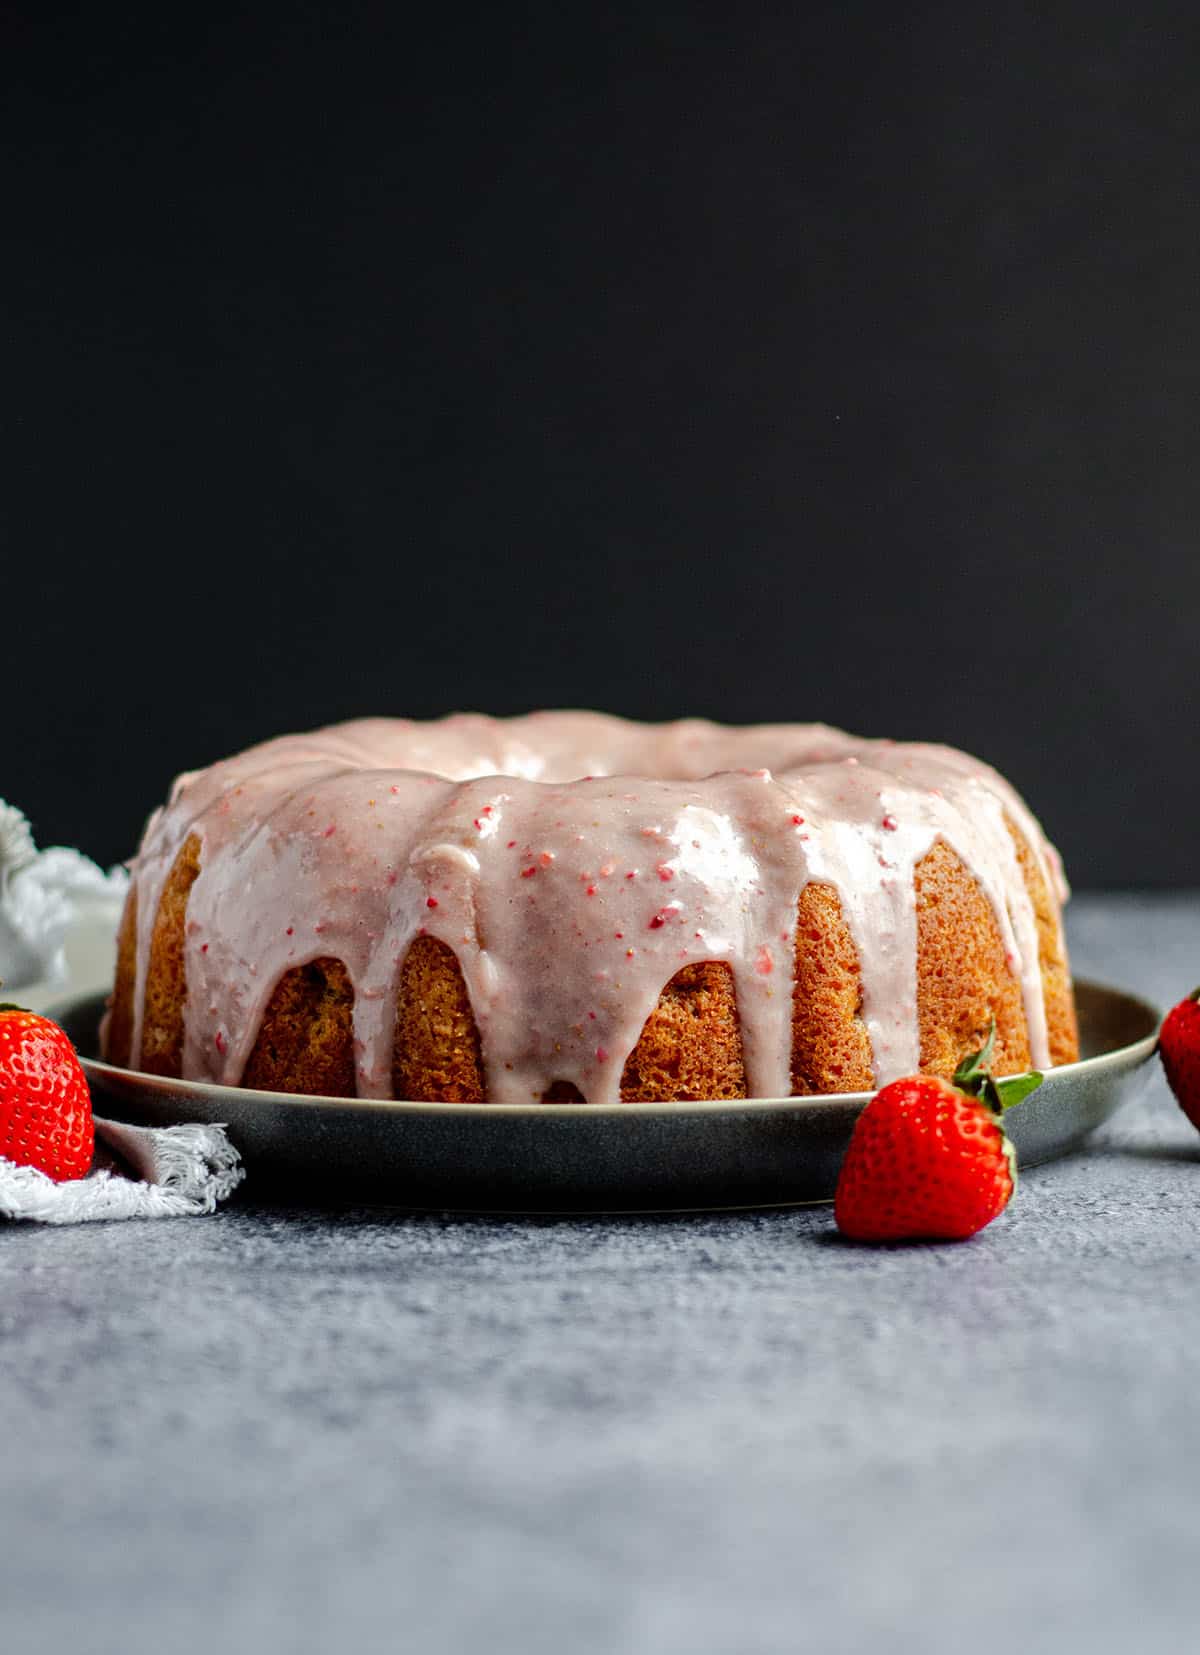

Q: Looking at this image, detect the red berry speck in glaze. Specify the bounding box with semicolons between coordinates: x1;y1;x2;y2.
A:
596;1046;609;1063
882;814;898;831
322;825;336;838
657;864;674;881
507;840;517;849
215;1031;227;1055
755;945;773;976
586;885;597;896
792;814;805;826
286;928;294;936
201;943;209;954
426;897;439;909
521;867;537;879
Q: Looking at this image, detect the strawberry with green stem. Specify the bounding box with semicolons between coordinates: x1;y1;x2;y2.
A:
834;1021;1043;1242
1159;988;1200;1132
0;999;94;1181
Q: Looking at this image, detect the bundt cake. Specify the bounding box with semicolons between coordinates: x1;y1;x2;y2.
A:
101;715;1079;1103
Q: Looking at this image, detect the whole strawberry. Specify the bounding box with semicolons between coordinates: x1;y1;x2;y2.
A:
0;1003;94;1180
834;1024;1043;1242
1158;988;1200;1131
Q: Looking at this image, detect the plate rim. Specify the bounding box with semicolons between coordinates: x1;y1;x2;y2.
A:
51;976;1162;1120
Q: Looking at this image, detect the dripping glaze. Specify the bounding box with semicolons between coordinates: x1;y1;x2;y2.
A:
114;714;1069;1104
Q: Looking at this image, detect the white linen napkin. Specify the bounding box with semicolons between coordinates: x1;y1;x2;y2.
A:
0;800;245;1222
0;798;129;989
0;1116;244;1224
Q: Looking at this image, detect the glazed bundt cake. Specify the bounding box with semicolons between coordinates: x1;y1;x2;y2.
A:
102;715;1079;1102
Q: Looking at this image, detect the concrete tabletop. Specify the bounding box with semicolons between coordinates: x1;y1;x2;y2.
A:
3;893;1198;1655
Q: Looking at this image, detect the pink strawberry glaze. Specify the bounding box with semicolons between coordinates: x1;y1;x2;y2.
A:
112;714;1070;1104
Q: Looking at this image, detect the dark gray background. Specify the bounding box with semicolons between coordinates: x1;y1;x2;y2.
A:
4;4;1197;882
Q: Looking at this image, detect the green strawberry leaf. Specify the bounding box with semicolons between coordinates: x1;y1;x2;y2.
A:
952;1017;1044;1113
992;1069;1044;1111
952;1020;997;1093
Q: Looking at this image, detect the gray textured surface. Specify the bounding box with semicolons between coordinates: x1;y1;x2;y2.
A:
3;893;1199;1655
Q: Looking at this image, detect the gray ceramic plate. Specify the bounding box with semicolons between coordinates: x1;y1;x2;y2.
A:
51;978;1160;1213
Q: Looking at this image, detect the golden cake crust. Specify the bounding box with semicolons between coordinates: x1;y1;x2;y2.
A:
242;958;357;1097
113;826;1078;1100
393;935;485;1103
139;832;200;1078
